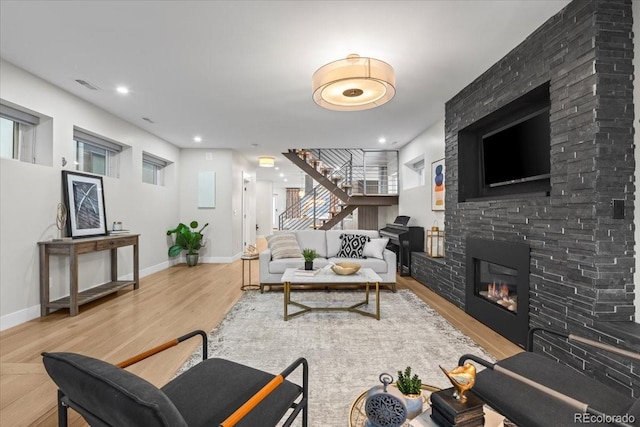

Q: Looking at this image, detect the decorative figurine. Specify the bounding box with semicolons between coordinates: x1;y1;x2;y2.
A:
53;203;67;241
439;362;476;402
364;373;408;427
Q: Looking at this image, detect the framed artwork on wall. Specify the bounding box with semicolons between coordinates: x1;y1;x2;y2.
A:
431;158;445;211
198;171;216;208
62;171;107;238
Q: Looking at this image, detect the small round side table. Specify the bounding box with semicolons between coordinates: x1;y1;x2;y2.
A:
240;254;260;291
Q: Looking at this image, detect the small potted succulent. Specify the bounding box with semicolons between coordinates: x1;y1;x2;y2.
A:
302;248;317;270
397;366;423;419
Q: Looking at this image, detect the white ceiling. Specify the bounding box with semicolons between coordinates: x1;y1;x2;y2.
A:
0;0;570;184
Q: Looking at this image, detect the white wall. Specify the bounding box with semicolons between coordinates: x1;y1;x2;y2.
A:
398;118;446;231
0;60;181;329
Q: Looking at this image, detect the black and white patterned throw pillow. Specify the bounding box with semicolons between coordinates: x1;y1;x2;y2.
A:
336;234;370;258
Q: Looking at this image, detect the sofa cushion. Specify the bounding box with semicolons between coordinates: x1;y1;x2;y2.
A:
336;234;370;258
294;230;327;258
363;238;389;260
326;230;380;257
268;233;302;260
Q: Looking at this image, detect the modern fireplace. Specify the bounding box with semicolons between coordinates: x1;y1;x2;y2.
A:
466;238;530;347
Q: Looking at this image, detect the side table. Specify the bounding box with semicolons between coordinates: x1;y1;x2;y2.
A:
349;384;439;427
349;384;506;427
240;255;260;290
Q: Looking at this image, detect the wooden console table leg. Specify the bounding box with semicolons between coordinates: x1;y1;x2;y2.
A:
110;247;118;282
69;248;79;316
39;244;50;316
133;238;139;289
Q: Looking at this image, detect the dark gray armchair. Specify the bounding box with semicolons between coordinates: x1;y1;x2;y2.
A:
42;330;308;427
459;327;640;427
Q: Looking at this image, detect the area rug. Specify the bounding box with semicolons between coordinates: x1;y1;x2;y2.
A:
176;290;495;426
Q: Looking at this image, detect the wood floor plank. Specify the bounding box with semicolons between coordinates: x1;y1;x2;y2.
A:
0;244;519;426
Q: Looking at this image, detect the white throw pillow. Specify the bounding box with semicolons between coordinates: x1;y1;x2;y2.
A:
362;238;389;259
268;233;303;260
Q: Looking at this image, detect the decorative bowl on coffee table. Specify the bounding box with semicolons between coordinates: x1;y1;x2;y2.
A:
332;262;361;275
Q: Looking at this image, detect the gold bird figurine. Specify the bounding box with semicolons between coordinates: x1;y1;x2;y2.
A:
439;363;476;402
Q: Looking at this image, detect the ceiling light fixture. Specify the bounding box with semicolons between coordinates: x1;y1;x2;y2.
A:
259;156;275;168
312;54;395;111
194;136;202;143
116;86;129;94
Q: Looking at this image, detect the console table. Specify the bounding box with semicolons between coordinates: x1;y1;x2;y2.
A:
38;234;139;316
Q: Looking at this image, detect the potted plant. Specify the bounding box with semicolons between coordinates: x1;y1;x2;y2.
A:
302;248;317;270
397;366;423;419
167;221;209;267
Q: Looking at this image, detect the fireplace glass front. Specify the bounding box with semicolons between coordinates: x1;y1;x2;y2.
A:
476;260;518;314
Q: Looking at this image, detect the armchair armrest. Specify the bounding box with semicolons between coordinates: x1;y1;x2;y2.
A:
527;327;640;361
117;330;208;368
219;357;308;427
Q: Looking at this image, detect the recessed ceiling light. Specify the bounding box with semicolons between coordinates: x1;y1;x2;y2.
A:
279;173;284;177
194;136;202;143
116;86;129;94
275;167;280;170
378;137;387;144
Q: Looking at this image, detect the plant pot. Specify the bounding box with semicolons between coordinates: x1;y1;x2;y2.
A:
304;261;313;270
186;253;199;267
403;393;423;419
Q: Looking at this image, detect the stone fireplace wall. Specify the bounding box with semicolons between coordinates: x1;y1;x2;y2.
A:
412;0;639;396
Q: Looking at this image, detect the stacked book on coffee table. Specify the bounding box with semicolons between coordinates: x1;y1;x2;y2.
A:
429;388;485;427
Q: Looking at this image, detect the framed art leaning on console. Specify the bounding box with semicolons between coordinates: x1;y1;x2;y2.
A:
62;171;107;238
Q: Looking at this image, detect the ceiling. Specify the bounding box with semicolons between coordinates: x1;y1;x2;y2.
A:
0;0;570;184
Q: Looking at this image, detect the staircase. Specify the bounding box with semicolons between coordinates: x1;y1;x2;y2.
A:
279;148;399;231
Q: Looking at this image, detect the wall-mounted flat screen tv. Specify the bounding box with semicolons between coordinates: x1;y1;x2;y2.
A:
482;108;551;188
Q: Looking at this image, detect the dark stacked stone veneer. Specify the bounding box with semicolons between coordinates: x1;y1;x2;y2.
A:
411;0;639;396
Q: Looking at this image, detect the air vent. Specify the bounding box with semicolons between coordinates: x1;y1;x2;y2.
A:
75;79;100;90
142;117;155;124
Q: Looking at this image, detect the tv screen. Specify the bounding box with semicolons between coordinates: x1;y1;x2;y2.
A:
482;109;551;187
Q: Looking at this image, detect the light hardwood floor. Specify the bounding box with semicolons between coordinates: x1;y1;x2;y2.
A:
0;247;521;426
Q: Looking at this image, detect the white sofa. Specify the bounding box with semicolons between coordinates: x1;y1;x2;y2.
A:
259;229;396;292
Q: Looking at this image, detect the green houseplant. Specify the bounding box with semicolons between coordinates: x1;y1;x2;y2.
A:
302;248;317;270
167;221;209;267
397;366;423;418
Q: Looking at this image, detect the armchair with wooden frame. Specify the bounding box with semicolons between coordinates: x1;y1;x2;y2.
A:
42;330;308;427
459;327;640;427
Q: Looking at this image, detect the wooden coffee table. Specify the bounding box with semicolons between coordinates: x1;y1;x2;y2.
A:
281;267;382;320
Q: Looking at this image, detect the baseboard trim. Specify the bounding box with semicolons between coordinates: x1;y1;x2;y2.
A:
0;260;171;332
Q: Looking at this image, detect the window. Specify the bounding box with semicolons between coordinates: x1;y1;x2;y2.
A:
142;152;169;185
74;128;123;177
403;155;425;190
0;104;39;162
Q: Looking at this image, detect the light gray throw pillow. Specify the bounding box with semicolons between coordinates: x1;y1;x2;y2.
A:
268;233;303;260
